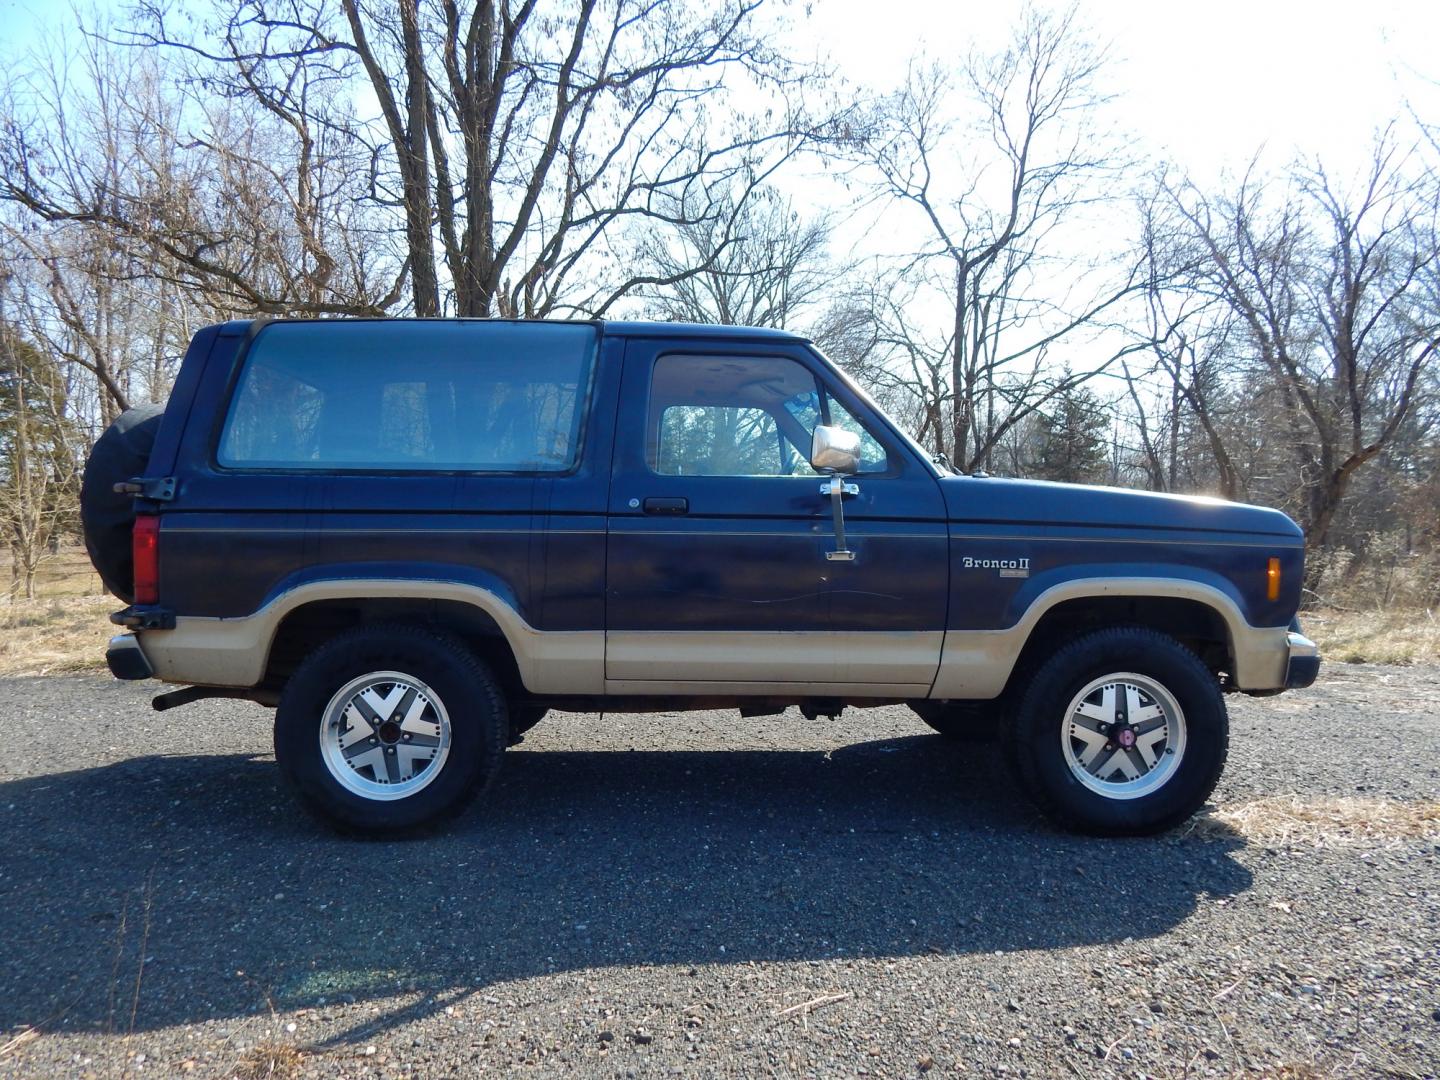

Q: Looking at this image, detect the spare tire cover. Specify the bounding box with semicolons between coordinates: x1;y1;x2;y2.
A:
81;404;165;602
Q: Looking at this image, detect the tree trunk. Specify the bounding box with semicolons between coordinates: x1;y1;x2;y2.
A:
1166;371;1180;491
951;268;969;466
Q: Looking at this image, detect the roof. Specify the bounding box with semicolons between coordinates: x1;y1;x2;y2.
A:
599;320;808;342
217;317;809;343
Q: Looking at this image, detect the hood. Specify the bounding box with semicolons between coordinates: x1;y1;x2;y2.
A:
939;475;1304;542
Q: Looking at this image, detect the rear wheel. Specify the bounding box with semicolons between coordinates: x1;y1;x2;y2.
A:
274;624;507;833
1006;627;1227;835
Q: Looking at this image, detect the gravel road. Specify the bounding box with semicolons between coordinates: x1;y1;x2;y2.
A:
1;665;1437;1079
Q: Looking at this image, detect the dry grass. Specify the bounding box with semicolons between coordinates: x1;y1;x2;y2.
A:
1193;795;1440;846
0;1025;42;1059
0;548;112;676
4;547;107;599
1230;1047;1432;1080
0;594;114;676
1304;607;1440;665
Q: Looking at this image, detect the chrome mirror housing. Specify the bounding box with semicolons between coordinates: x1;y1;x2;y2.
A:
810;425;861;474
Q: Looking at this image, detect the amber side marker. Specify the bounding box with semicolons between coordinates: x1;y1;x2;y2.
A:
1266;557;1281;601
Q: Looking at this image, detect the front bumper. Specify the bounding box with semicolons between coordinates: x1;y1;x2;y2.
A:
1284;630;1321;689
106;634;154;681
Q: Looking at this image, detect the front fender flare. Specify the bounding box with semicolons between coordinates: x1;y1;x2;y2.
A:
930;576;1289;699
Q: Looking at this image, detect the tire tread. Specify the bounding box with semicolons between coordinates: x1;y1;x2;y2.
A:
1007;626;1228;836
274;622;507;833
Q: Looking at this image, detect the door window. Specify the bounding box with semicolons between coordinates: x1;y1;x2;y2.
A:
823;394;890;474
646;353;893;477
656;405;789;476
647;354;818;476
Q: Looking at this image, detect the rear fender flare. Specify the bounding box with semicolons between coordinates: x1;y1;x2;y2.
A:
139;578;603;695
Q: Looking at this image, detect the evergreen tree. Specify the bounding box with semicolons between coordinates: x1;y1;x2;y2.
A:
1033;383;1110;484
0;322;81;597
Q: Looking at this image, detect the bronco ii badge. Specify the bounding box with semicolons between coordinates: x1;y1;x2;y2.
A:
961;555;1031;579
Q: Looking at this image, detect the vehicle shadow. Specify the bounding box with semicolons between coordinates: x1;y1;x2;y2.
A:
0;735;1250;1043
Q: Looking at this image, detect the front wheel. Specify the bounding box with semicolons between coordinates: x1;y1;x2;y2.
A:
1006;627;1228;836
274;624;508;833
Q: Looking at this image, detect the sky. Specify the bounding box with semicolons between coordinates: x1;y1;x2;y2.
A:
747;0;1440;368
795;0;1440;183
3;0;1434;187
1;0;1435;333
5;0;1436;163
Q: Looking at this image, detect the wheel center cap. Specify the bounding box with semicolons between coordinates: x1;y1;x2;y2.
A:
377;720;403;744
1116;726;1137;750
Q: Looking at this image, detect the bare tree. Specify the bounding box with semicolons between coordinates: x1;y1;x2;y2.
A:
1;27;398;320
113;0;822;318
1121;184;1253;499
635;185;834;327
825;272;953;453
857;4;1146;472
1167;140;1440;550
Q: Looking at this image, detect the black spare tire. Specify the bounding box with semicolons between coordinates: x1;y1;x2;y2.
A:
81;404;165;602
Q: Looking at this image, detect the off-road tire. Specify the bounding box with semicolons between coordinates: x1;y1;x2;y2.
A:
80;404;165;601
274;624;508;833
1007;627;1228;836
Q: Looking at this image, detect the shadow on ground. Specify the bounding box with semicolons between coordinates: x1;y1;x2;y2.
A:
0;735;1250;1042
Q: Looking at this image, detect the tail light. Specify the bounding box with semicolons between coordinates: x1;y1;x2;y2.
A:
133;514;160;605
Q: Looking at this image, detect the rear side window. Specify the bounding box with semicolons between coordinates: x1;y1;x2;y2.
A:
218;321;597;472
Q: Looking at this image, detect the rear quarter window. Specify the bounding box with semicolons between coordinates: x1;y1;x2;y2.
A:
218;321;597;472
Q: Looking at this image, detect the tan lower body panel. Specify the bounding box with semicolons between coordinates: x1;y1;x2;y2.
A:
143;616;605;695
144;615;935;699
143;617;272;687
1226;623;1291;690
603;630;943;695
135;576;1294;702
604;679;932;697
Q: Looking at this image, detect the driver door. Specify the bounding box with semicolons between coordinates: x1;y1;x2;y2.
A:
604;338;949;695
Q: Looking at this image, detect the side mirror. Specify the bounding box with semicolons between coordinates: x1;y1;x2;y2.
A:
810;425;861;474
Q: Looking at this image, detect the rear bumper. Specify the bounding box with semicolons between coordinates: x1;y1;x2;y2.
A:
110;604;176;631
106;634;154;681
1284;630;1321;689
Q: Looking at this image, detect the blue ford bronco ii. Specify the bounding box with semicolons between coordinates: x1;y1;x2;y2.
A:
82;319;1320;835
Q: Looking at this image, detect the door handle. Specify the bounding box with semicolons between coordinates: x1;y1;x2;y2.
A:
821;475;856;562
642;496;689;515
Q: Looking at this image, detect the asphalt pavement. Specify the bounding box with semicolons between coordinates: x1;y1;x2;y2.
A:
1;665;1437;1078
